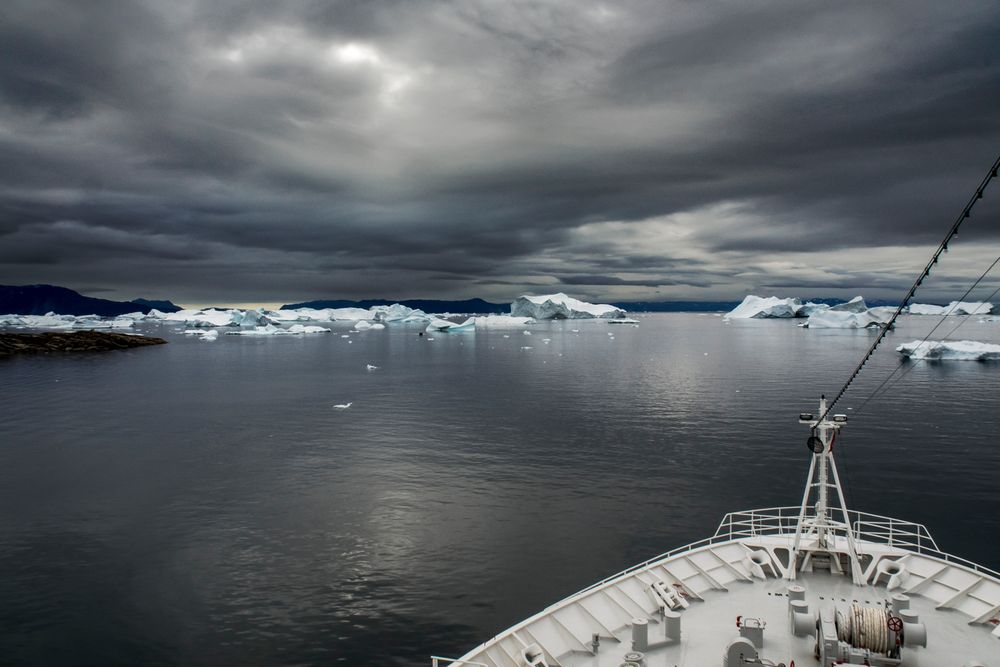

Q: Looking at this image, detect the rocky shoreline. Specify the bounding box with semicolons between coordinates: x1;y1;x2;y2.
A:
0;331;167;357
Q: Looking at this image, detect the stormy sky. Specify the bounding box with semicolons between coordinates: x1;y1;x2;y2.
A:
2;0;999;306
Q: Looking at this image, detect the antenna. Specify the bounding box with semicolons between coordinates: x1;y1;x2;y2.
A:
788;396;864;585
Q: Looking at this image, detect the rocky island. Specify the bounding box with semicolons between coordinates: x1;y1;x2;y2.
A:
0;331;167;358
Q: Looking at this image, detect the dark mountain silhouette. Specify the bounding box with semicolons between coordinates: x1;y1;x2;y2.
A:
0;285;181;316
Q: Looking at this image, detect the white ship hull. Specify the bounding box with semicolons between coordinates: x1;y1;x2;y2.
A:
438;507;1000;666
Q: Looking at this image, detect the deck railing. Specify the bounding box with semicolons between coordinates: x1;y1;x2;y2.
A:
713;506;940;552
568;506;999;600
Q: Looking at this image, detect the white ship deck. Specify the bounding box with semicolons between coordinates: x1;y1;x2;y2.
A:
436;507;1000;667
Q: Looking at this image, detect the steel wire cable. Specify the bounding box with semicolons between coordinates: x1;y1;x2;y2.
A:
814;153;1000;428
854;278;1000;413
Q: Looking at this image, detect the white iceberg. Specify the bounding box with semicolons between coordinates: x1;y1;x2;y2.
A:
183;328;218;341
164;308;238;327
725;296;805;319
354;320;373;331
510;293;625;319
370;304;428;322
425;317;476;332
797;302;830;317
907;301;994;316
827;296;868;313
803;309;888;329
608;318;640;324
225;324;331;336
897;340;1000;360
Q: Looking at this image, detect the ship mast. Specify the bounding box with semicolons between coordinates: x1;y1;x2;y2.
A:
788;396;864;585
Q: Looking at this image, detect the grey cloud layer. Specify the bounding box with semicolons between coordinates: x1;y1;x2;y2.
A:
1;0;998;304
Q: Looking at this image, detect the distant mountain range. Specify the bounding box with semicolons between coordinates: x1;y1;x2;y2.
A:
0;285;182;316
281;297;509;313
2;285;904;317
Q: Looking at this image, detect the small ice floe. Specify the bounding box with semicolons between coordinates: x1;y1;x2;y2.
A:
354;321;373;331
520;346;533;350
426;337;435;341
333;402;353;409
370;323;386;330
183;328;219;341
896;340;1000;360
607;318;639;325
542;338;551;344
571;329;580;333
366;364;379;371
522;330;532;335
226;324;331;336
473;315;534;327
425;317;475;333
502;334;510;338
607;332;614;336
341;334;350;339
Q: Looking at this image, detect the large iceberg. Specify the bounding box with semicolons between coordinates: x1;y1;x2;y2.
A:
510;293;625;320
907;301;994;316
268;304;430;323
163;308;239;327
827;296;868;313
725;296;806;319
370;304;427;323
897;340;1000;360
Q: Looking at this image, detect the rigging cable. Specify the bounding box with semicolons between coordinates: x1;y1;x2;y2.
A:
854;277;1000;413
814;153;1000;428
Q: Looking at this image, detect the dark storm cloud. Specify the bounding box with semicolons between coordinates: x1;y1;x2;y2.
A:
1;0;999;304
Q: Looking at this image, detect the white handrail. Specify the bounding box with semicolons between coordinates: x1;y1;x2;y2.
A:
567;506;998;599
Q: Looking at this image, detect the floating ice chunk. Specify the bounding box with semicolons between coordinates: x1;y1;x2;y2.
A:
608;318;640;324
510;293;625;319
366;364;378;371
287;324;330;334
3;313;77;329
725;295;804;319
907;301;993;315
522;330;532;335
354;321;373;331
520;346;533;350
225;324;330;336
897;340;1000;360
425;317;476;333
370;323;386;330
183;328;219;341
333;402;353;409
803;309;889;329
473;315;535;327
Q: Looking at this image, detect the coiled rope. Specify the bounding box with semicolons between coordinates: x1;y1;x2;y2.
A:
836;604;891;654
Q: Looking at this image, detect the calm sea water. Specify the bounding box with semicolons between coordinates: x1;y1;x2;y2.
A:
1;313;998;666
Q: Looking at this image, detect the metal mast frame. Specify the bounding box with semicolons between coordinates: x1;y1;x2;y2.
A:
788;397;864;585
